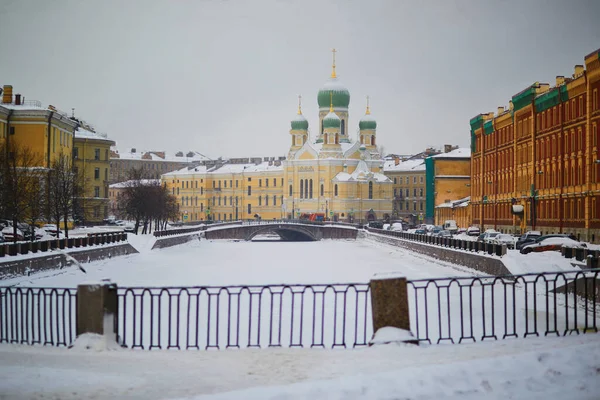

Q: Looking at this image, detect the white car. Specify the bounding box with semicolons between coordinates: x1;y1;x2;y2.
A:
389;222;404;232
42;224;62;237
492;233;517;249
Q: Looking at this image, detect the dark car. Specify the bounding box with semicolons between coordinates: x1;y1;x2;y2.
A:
437;230;453;238
368;221;384;229
515;231;541;250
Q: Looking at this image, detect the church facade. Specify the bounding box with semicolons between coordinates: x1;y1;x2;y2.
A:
162;52;393;223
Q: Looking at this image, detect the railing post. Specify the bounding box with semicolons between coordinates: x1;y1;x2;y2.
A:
370;274;411;334
76;281;118;342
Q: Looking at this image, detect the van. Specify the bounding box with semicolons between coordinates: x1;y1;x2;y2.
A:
443;220;458;233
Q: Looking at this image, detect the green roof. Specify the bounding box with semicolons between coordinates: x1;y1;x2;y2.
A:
323;112;341;129
484;120;494;135
512;85;537;112
291;116;308;130
534;85;568;113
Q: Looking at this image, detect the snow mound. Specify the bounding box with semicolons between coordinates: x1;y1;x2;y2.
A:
70;333;121;352
369;327;416;346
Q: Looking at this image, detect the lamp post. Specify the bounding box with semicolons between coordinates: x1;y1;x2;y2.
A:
325;199;328;221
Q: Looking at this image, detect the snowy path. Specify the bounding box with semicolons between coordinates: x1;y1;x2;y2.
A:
0;334;598;399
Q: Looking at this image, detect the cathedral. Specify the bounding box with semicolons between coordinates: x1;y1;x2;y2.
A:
283;50;392;222
162;50;393;223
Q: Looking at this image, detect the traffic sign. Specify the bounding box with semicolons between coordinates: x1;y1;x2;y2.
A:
329;211;334;217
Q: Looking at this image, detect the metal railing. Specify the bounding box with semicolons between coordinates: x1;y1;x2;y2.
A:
117;284;372;350
0;287;77;346
408;269;599;344
0;232;128;257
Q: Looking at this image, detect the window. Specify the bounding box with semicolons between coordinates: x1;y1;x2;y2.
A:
105;149;108;160
289;185;293;196
405;177;409;184
224;180;227;188
334;184;338;196
94;186;100;197
266;179;269;187
105;168;108;181
368;182;373;199
405;189;409;196
413;176;416;184
305;180;309;199
236;180;239;188
73;147;79;159
273;178;276;187
218;197;221;206
265;196;269;206
420;176;424;183
281;178;284;186
399;202;403;210
259;179;262;187
248;186;251;196
248;204;251;214
413;188;417;196
94;149;100;160
300;179;304;198
320;184;324;196
258;196;262;206
273;195;277;206
94;168;100;179
248;177;251;182
419;188;423;197
309;179;313;199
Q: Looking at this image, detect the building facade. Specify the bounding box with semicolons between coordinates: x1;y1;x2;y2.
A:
384;158;426;225
110;149;208;183
470;48;600;240
73;124;116;224
161;52;393;223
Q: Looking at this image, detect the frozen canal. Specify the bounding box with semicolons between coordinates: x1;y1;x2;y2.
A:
8;236;476;288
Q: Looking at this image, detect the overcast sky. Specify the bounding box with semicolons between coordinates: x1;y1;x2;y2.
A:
1;0;599;159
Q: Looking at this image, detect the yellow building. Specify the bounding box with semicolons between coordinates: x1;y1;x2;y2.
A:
161;51;393;223
425;147;471;224
384;158;426;225
73;124;116;224
1;85;76;168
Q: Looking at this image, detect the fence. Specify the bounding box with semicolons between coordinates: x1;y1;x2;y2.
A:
117;284;372;350
1;270;598;348
0;287;77;346
367;227;507;257
408;269;599;344
0;232;128;258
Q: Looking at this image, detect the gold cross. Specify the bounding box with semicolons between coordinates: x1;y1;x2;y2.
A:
297;95;302;115
331;48;337;78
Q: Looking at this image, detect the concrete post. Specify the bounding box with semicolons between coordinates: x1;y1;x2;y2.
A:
76;281;118;341
370;274;411;333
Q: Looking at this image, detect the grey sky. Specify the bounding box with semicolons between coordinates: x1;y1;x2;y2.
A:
1;0;599;159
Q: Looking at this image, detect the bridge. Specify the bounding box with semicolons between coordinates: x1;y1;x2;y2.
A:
204;220;358;241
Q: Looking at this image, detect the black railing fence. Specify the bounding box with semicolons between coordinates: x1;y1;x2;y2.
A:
408;269;599;344
117;284;372;350
0;287;77;346
1;270;599;349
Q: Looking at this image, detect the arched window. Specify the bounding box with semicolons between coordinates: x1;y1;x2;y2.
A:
341;119;345;136
321;120;324;135
273;195;277;206
265;195;269;206
258;196;262;206
334;184;338;196
289;184;293;196
300;179;304;198
320;184;324;196
309;179;313;199
304;179;309;199
371;136;375;146
369;182;373;199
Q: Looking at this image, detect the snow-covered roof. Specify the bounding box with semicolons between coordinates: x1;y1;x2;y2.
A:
333;160;391;183
0;101;45;111
112;149;209;163
109;179;160;189
207;161;283;175
430;147;471;159
162;165;208;176
435;196;471;209
75;127;114;143
383;159;425;172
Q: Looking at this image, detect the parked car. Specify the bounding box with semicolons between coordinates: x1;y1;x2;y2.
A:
477;231;499;243
492;233;517;249
389;222;404;232
520;236;585;254
2;226;24;241
23;227;45;241
443;220;458;234
456;228;467;235
437;230;453;238
428;227;442;236
368;221;384;229
42;224;62;237
123;223;136;233
0;232;4;243
415;229;427;235
515;231;542;250
466;226;480;236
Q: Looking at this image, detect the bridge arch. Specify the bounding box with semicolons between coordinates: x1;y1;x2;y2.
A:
245;224;318;241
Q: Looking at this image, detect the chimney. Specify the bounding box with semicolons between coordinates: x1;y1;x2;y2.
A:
556;76;565;86
574;65;584;77
131;148;136;153
15;94;21;105
394;157;400;166
497;106;504;115
508;100;514;110
2;85;13;103
444;144;452;153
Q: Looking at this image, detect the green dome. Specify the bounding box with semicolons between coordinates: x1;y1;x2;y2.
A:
317;77;350;109
323;111;341;129
359;113;377;130
291;113;308;130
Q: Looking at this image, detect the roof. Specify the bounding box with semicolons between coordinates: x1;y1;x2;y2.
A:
112;149;209;163
430;147;471;159
162;165;208;176
109;179;160;189
383;159;425;172
75;127;115;144
333;160;391;183
435;196;471;209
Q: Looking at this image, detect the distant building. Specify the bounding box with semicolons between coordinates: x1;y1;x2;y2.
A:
383;158;426;225
109;148;209;183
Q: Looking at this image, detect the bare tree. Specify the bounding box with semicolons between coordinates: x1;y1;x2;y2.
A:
0;142;45;242
47;153;80;238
